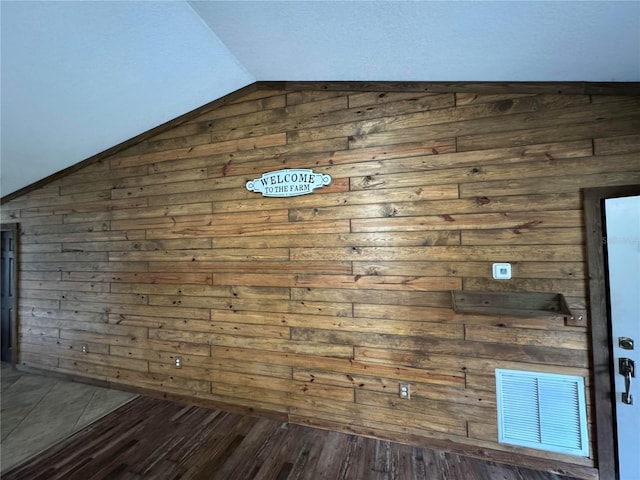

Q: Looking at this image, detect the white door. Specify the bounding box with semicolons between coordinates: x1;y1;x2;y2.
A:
604;195;640;480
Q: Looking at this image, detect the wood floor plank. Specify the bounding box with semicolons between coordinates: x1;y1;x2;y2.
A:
2;395;581;480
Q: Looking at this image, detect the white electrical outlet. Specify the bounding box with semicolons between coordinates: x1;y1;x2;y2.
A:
81;344;87;353
175;357;182;368
399;383;410;399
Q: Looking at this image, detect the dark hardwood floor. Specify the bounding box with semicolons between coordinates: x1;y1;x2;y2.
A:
3;395;578;480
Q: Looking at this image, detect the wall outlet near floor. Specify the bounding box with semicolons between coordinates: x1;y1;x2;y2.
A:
175;357;182;368
399;383;410;399
81;344;87;353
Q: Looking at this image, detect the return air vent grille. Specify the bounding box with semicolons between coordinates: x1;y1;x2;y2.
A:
495;369;588;456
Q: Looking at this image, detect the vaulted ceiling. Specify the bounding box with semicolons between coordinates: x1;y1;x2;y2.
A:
2;1;639;197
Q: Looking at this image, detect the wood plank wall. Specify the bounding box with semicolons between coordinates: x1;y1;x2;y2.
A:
3;84;640;479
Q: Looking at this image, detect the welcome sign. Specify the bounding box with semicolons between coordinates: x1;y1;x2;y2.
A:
246;169;332;197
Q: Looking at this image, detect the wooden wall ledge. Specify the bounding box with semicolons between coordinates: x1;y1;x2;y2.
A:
451;290;573;319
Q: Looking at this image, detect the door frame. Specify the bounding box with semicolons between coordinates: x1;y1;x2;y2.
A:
584;185;640;480
1;222;19;367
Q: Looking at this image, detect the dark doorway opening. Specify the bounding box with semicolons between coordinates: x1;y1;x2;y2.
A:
1;224;18;364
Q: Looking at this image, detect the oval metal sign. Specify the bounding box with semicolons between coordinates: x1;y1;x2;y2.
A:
246;169;332;197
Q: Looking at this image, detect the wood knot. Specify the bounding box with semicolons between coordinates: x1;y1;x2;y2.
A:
513;220;543;230
381;204;398;217
494;99;514;112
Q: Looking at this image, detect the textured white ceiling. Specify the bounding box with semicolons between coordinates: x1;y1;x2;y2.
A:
190;1;640;82
1;0;639;197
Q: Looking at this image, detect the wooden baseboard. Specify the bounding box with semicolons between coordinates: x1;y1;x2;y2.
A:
15;363;111;389
110;381;290;424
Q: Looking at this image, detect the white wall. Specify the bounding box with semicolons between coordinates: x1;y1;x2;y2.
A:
0;1;254;196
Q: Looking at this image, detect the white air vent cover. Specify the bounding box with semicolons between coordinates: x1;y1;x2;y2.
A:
495;369;589;456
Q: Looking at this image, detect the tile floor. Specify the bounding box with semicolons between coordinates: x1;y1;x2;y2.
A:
0;363;136;472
